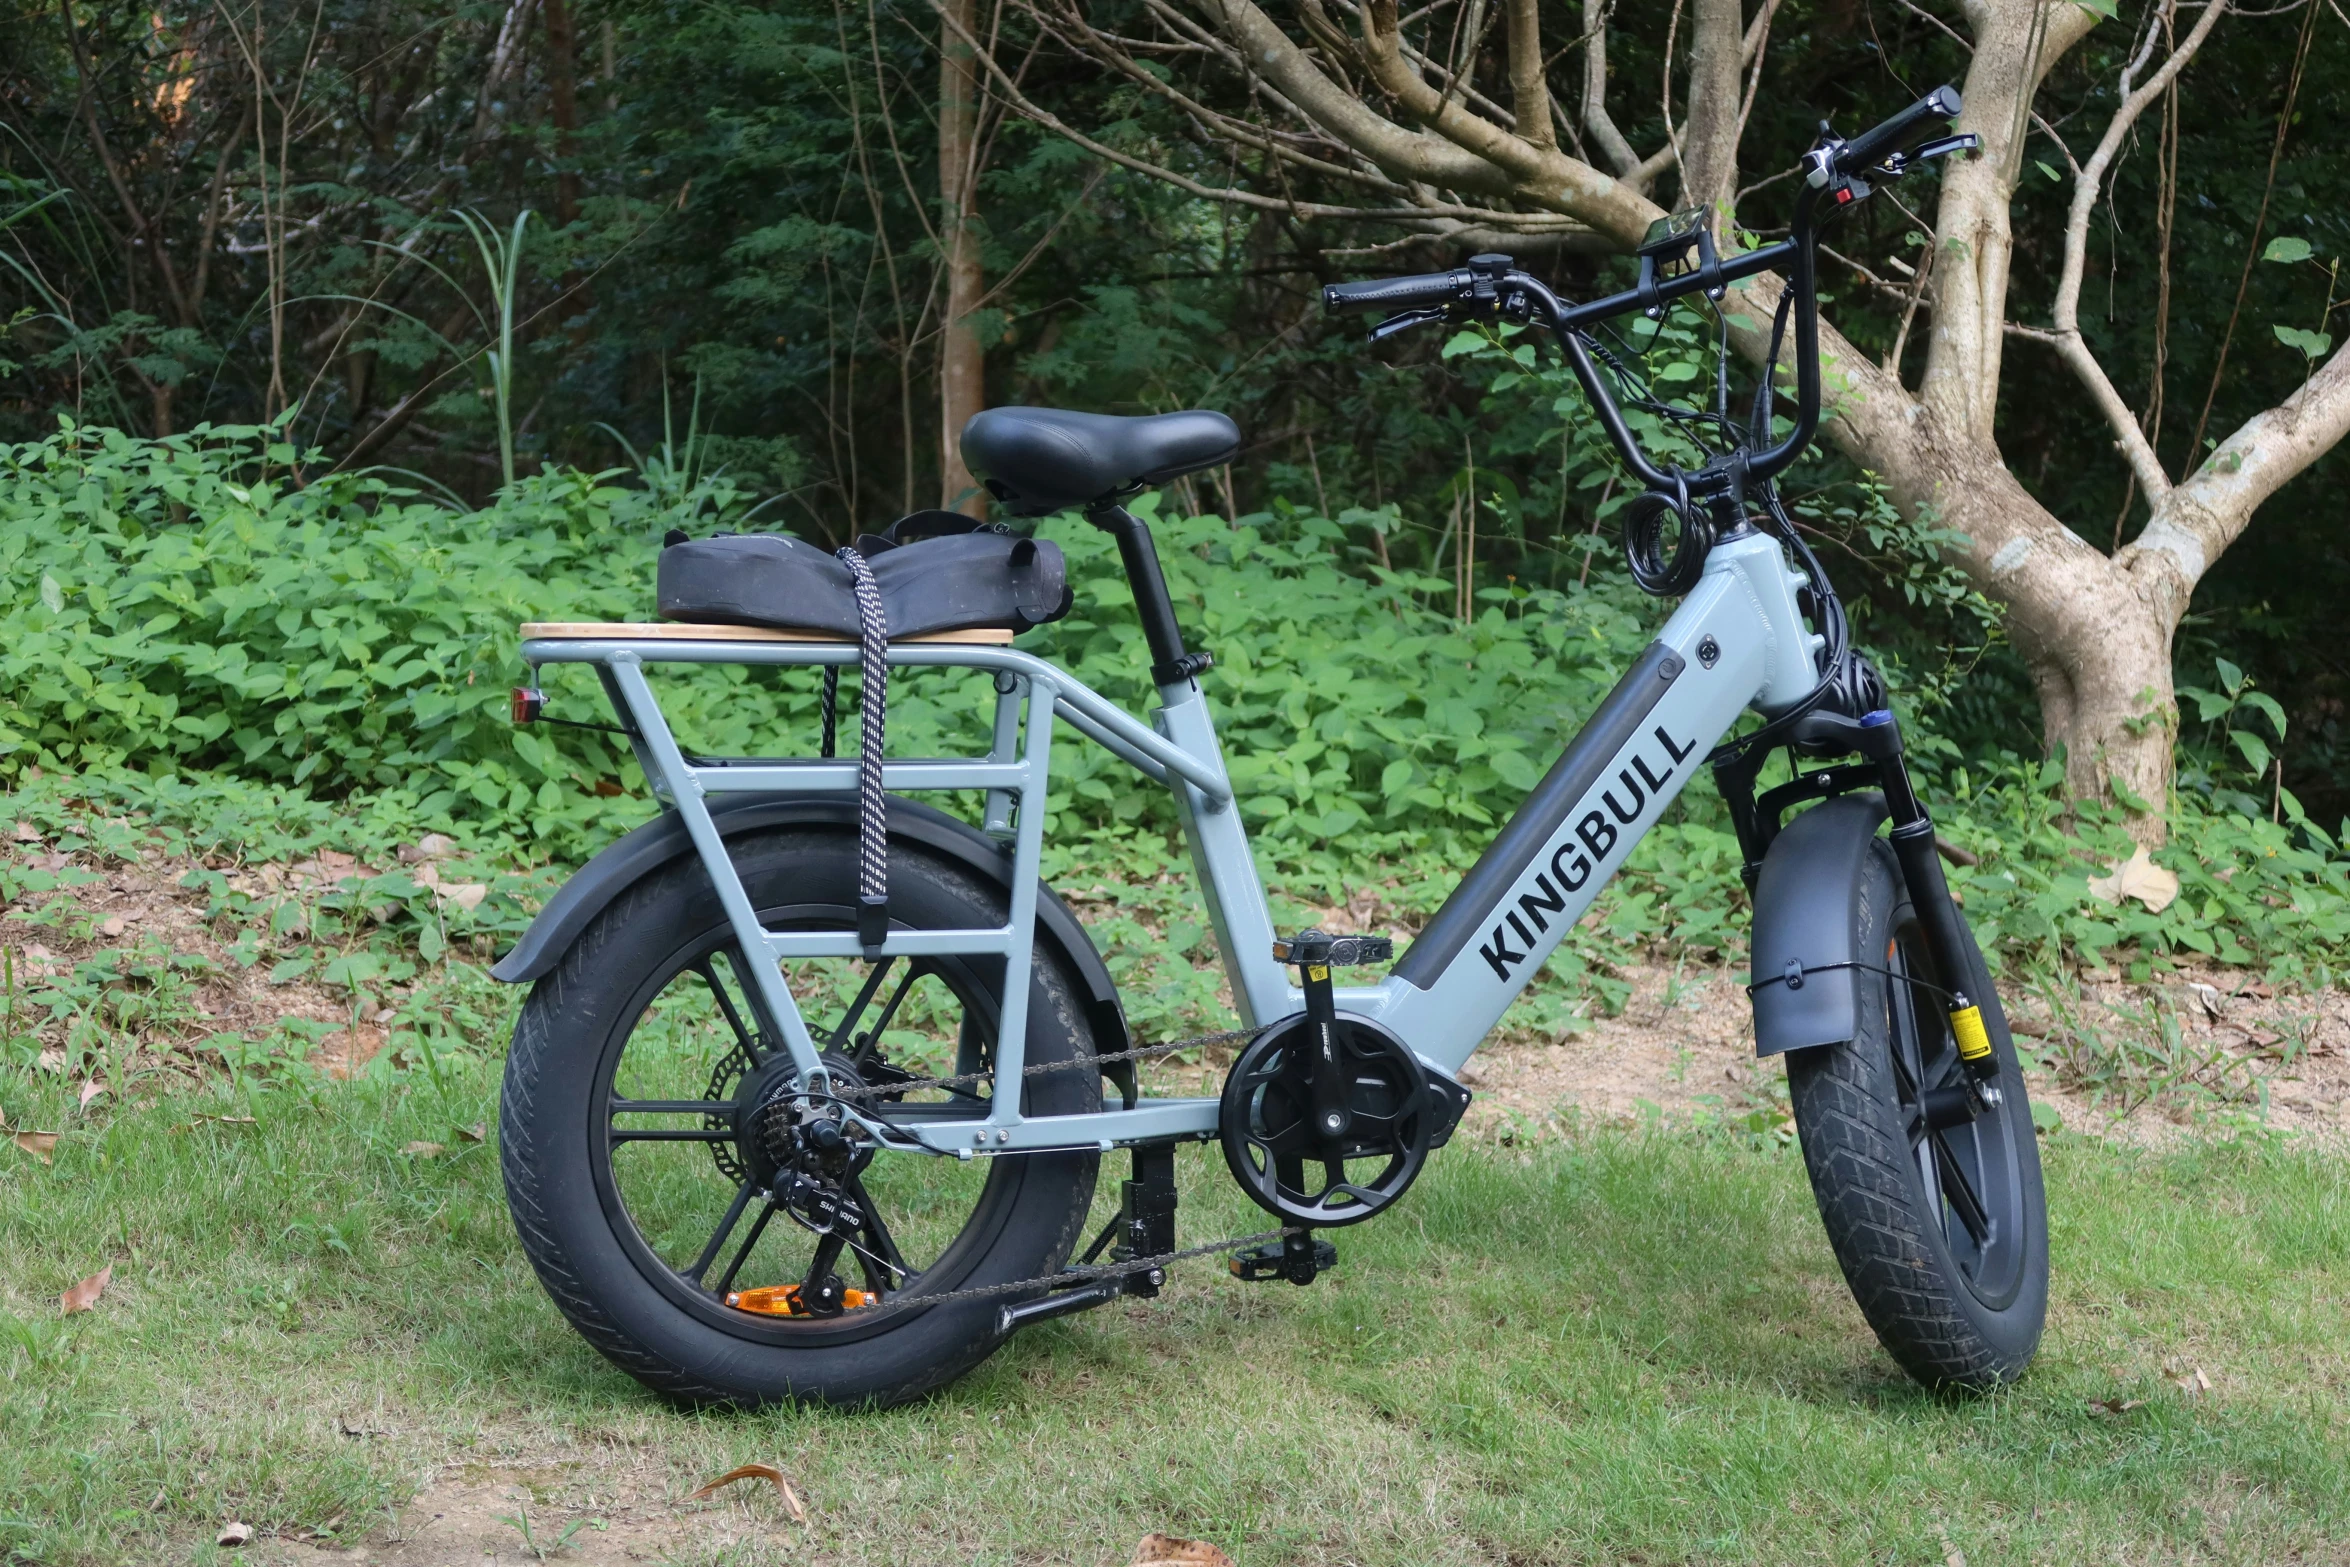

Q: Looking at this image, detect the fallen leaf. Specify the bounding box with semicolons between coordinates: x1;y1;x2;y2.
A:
2086;847;2179;914
2087;1397;2147;1417
317;849;357;873
98;915;127;938
13;1131;58;1163
2185;981;2223;1020
401;1141;445;1157
454;1122;486;1144
36;1048;67;1074
60;1264;111;1314
371;1006;397;1025
1133;1535;1237;1567
2171;1364;2212;1397
10;820;39;842
77;1079;107;1110
1941;1539;1968;1567
688;1462;808;1522
216;1521;253;1548
399;833;459;863
179;1114;259;1132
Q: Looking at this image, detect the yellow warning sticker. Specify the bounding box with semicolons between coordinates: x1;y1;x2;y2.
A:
1306;964;1330;982
1950;1004;1993;1061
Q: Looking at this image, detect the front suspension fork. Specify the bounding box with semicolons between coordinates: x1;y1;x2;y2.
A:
1850;712;2001;1088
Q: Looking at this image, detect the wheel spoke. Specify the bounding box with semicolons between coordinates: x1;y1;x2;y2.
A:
685;1179;761;1284
825;957;899;1053
860;963;923;1053
612;1126;736;1144
1929;1132;1995;1248
712;1200;779;1296
696;952;764;1063
611;1098;737;1117
845;1175;912;1289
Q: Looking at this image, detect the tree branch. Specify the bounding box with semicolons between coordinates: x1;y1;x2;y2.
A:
938;0;1571;226
1356;0;1653;241
1188;0;1515;195
1504;0;1553;149
2125;341;2350;607
2040;0;2228;505
1580;0;1639;175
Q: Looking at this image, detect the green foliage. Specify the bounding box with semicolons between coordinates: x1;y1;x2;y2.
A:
7;422;2350;1077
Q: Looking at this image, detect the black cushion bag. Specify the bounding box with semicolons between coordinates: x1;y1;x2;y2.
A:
657;518;1070;638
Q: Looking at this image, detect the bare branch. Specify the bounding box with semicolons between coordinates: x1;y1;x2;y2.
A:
1579;0;1638;175
1189;0;1515;194
1355;0;1655;240
2127;340;2350;601
937;0;1574;226
1504;0;1554;149
2042;0;2229;504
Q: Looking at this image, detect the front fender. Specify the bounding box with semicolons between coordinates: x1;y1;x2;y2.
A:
1748;791;1891;1057
489;795;1130;1055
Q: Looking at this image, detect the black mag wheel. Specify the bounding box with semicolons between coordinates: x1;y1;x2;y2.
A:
1784;840;2048;1391
500;827;1101;1409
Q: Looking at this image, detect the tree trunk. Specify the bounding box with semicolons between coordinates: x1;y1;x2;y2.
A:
1679;0;1742;232
543;0;581;227
939;0;987;518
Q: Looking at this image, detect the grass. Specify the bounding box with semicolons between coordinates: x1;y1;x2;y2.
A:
3;1057;2346;1565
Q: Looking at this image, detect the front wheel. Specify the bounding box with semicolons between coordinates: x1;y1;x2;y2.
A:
1784;840;2047;1390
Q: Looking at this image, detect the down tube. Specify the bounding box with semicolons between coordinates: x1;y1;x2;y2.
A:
1378;587;1781;1069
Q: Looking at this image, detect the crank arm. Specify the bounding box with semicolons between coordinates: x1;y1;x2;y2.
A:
995;1276;1131;1335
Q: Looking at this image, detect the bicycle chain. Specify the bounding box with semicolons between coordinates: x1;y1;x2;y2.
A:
834;1225;1299;1321
823;1026;1259;1103
787;1024;1294;1320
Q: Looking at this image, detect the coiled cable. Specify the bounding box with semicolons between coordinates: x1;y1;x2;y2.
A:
1621;471;1714;597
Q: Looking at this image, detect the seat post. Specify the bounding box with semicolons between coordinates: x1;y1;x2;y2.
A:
1087;502;1207;689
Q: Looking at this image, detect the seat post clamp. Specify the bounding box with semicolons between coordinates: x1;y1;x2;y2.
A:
1152;650;1215;688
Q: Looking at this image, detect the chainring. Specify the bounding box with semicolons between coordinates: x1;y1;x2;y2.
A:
1218;1011;1433;1227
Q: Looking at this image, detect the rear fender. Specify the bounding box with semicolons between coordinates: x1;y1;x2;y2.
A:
490;795;1131;1058
1748;792;1892;1057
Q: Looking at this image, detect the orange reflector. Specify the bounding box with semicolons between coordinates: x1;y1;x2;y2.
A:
725;1283;873;1316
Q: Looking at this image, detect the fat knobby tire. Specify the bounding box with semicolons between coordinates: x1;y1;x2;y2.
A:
1784;840;2048;1390
500;827;1101;1408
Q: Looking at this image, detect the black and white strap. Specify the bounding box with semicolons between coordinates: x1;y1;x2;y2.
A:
834;547;890;957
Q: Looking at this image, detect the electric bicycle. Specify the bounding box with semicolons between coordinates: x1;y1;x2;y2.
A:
492;85;2046;1407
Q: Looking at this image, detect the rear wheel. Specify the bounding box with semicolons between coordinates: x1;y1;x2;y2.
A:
500;828;1101;1408
1784;841;2047;1390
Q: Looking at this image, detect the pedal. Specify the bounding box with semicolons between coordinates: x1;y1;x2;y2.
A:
1271;929;1394;969
1229;1233;1337;1286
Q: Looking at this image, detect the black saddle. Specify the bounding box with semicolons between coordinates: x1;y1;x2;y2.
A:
961;406;1240;516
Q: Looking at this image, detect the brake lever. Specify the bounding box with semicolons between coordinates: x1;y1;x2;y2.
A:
1866;132;1982;183
1366;306;1450;344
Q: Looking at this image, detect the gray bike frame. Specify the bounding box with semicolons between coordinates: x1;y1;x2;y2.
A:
519;529;1819;1161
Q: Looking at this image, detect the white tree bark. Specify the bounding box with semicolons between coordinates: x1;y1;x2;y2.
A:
970;0;2350;838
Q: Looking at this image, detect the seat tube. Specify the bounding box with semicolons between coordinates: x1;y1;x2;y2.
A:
1155;688;1287;1026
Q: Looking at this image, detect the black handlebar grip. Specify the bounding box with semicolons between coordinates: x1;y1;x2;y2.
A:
1323;270;1469;315
1837;85;1963;175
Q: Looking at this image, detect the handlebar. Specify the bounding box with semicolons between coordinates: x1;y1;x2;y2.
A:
1324;270;1470;315
1323;86;1966;496
1832;84;1962;177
